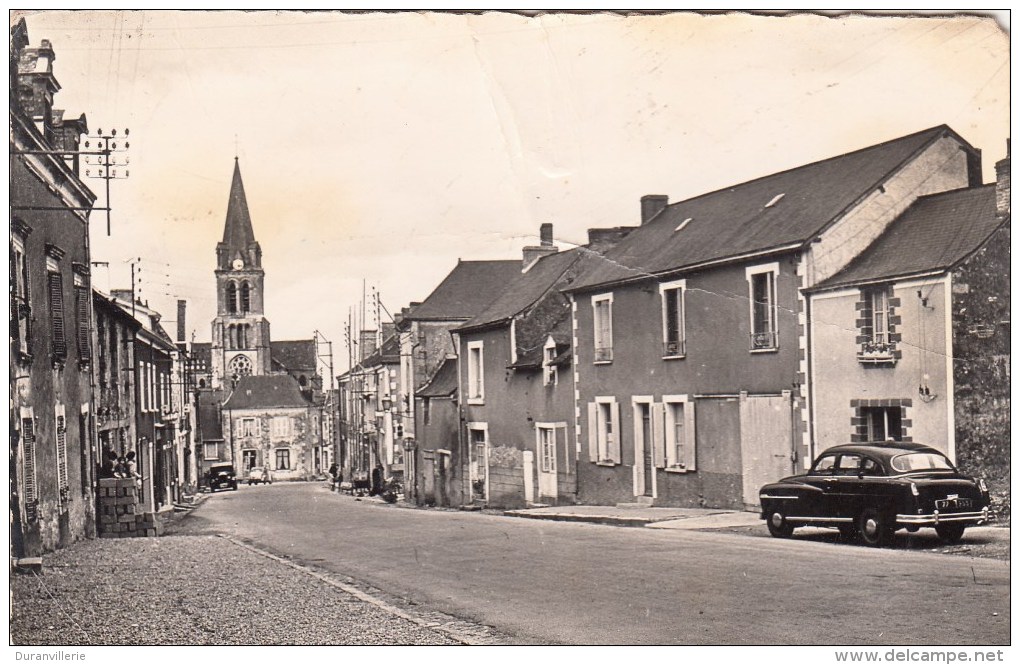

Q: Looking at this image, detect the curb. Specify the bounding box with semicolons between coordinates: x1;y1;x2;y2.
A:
503;511;653;527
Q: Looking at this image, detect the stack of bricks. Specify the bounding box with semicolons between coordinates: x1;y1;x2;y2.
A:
97;478;162;538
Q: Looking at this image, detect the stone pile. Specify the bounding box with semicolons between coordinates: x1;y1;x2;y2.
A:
97;477;162;538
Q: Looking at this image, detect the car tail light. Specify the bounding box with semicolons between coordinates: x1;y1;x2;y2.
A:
910;482;919;496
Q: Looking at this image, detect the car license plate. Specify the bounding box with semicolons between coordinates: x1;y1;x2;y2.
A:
936;498;972;510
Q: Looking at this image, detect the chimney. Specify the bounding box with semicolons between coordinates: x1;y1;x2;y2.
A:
995;139;1010;219
522;223;559;271
587;226;636;253
640;195;669;224
111;288;133;303
17;39;59;140
176;300;187;343
360;330;378;362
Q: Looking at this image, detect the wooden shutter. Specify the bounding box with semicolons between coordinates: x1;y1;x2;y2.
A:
75;286;91;360
684;401;697;471
56;404;68;493
556;424;569;476
651;402;666;468
586;402;598;462
609;402;622;464
48;272;66;358
21;409;38;520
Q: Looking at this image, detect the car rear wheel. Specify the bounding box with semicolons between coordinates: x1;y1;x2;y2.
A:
858;508;894;547
935;523;966;544
766;510;794;538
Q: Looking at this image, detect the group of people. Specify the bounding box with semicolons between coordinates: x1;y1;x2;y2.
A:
99;449;141;482
328;462;387;496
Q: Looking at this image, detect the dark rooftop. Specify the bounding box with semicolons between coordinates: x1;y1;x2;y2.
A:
271;339;316;371
812;185;1004;290
405;260;521;321
569;125;973;292
416;356;458;398
222;375;311;410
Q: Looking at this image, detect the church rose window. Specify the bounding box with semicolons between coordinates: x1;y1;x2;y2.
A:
230;354;253;377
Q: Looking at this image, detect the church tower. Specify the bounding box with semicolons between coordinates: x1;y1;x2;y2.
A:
210;159;272;388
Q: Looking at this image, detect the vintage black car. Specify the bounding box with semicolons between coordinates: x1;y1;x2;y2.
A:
759;442;991;547
208;464;238;492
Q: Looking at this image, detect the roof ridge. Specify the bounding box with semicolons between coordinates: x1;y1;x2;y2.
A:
660;125;949;211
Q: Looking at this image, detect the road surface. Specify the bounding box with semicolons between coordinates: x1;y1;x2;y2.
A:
174;482;1009;645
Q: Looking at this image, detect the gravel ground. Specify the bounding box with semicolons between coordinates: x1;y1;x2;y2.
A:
10;534;460;646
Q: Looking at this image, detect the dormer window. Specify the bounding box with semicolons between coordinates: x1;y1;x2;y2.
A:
543;337;558;386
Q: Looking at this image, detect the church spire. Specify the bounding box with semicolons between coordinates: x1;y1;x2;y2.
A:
222;159;256;249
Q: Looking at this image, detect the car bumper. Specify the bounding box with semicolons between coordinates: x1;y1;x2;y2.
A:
896;507;992;527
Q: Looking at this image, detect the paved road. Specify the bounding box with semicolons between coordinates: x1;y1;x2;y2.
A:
176;482;1010;645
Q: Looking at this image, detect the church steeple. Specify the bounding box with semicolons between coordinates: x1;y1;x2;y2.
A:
216;159;262;270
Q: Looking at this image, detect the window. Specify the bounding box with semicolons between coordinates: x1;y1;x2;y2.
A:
140;361;149;411
542;337;558;386
226;282;237;314
659;280;687;357
240;418;257;438
746;264;779;351
109;324;119;387
242;449;257;470
811;454;838;475
422;398;431;426
229;354;253;378
203;441;219;460
857;286;899;363
10;235;31;356
592;294;613;362
588;399;620;464
275;448;291;470
20;408;38;520
538;425;556;473
240;282;251;313
664;397;696;471
55;404;68;500
73;271;90;362
467;341;484;404
861;406;902;442
469;426;487;500
271;416;292;438
48;269;67;360
834;454;862;476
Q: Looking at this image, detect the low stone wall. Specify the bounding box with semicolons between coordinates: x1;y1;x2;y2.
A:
97;478;162;538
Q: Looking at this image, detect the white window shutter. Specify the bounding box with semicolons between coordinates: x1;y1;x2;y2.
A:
685;402;697;471
651;402;666;468
586;402;598;462
609;402;622;464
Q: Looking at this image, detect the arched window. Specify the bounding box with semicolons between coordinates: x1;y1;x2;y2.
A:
228;324;237;350
198;378;207;388
298;375;307;387
239;324;248;350
225;282;237;314
229;354;253;377
240;282;251;313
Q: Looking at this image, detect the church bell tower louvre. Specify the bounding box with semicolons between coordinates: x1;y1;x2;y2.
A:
210;158;272;389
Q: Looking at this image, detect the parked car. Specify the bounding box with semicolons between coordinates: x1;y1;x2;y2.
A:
208;464;238;492
247;466;273;485
759;442;992;547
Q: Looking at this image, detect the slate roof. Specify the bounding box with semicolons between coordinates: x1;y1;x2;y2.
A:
362;334;400;368
811;185;1004;291
405;260;521;321
190;342;212;367
222;159;256;252
222;375;311;410
568;125;971;292
271;339;316;371
457;249;586;332
510;317;573;369
416;356;458;398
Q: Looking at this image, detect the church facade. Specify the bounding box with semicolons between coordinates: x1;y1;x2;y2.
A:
194;160;327;483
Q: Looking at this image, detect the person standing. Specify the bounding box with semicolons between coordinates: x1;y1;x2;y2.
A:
328;462;338;491
370;463;383;497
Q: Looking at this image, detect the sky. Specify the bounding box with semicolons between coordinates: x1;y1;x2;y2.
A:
16;10;1010;374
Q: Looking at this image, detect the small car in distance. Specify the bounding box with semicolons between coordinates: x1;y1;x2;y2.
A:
208;464;238;492
759;442;992;547
247;466;273;485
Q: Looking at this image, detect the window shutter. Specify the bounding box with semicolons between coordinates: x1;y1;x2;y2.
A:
10;248;19;341
609;402;622;464
555;424;569;476
76;286;91;360
56;404;68;493
586;402;598;462
651;402;666;468
21;409;38;520
684;402;697;471
48;272;66;358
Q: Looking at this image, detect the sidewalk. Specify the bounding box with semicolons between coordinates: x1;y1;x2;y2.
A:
503;504;763;529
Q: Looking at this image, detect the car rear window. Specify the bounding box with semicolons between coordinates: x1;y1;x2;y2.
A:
890;453;954;473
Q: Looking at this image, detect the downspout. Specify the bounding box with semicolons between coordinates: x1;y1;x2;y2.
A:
451;329;466;506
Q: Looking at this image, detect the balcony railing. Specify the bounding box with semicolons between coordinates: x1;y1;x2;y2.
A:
749;330;778;351
594;347;613;363
857;340;896;364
